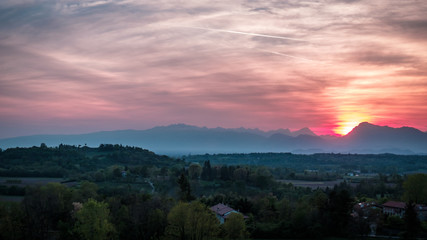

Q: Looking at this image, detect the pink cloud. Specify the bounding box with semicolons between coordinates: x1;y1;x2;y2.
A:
1;0;427;138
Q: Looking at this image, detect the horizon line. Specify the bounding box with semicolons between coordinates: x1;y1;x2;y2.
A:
1;121;424;140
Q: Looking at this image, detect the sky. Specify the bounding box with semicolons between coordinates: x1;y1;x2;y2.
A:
1;0;427;138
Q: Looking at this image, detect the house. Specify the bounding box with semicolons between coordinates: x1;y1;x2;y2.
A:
353;201;380;216
382;201;406;218
382;201;427;220
352;201;381;236
415;204;427;221
210;203;246;224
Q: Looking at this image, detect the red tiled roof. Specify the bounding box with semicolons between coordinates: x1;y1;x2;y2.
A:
210;203;235;216
383;201;406;209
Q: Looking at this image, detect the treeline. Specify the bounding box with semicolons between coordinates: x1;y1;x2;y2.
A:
0;144;180;178
0;181;359;239
190;160;341;183
186;152;427;174
1;175;426;240
0;180;246;240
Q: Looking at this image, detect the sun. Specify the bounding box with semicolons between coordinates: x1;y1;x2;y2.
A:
334;113;371;136
334;121;362;135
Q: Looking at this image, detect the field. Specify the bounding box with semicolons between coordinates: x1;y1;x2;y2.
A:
277;179;345;189
0;177;69;187
0;177;77;203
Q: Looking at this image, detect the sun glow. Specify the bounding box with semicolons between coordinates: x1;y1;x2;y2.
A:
334;113;371;136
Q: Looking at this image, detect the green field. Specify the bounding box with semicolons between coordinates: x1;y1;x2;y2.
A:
277;179;344;189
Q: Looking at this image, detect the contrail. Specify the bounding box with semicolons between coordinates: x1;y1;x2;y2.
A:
257;49;329;65
181;26;326;64
185;26;307;42
265;50;318;63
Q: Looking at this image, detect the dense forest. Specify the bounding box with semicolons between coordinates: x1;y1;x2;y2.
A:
185;153;427;174
0;144;426;239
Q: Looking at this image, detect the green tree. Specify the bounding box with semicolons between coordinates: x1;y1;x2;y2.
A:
74;199;115;240
233;167;248;181
167;202;188;240
113;167;123;179
220;166;230;181
0;202;25;240
403;173;427;204
186;201;220;240
188;163;202;180
224;213;247;239
201;160;213;180
22;183;73;240
107;194;170;240
177;173;193;201
148;208;167;240
253;167;273;189
77;181;99;201
167;201;219;240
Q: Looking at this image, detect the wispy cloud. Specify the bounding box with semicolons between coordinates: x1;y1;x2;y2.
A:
182;26;308;42
0;0;426;138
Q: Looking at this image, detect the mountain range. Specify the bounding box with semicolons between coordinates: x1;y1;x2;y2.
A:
0;122;426;155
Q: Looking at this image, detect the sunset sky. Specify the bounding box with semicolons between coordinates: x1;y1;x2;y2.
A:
1;0;427;138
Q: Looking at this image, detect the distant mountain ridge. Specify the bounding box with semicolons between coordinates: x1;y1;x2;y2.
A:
0;122;426;155
341;122;427;153
148;124;315;137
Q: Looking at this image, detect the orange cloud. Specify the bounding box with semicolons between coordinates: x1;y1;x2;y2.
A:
0;0;426;138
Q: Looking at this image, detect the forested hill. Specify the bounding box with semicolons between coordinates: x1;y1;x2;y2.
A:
2;144;427;178
0;144;180;178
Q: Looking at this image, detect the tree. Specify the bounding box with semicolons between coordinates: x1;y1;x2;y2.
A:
77;181;99;201
235;197;252;214
148;208;167;240
201;160;213;180
177;173;193;201
233;167;248;181
167;202;188;240
107;194;170;240
224;213;247;239
0;202;25;240
167;201;219;240
160;166;168;176
403;173;427;204
188;163;202;180
74;199;115;240
220;166;230;181
403;201;420;239
186;201;220;240
253;167;273;189
22;183;73;240
325;189;354;237
113;167;123;179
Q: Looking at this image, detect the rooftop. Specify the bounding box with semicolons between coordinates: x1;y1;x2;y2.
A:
211;203;235;216
383;201;406;209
